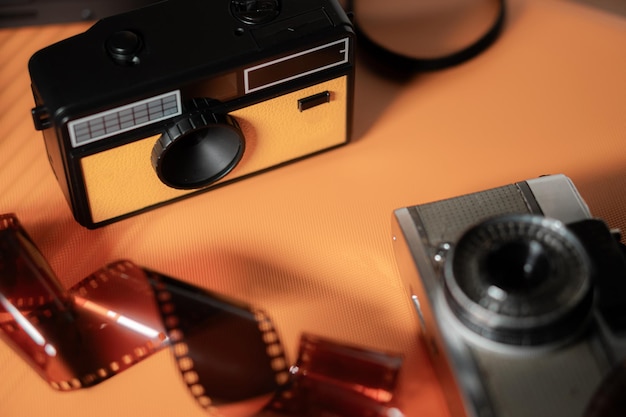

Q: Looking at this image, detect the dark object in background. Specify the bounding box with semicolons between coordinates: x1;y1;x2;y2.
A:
0;0;157;27
347;0;506;72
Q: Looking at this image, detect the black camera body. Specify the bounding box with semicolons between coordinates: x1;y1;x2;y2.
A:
29;0;355;228
392;174;626;417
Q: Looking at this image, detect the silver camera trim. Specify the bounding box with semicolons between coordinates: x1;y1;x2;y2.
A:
524;175;591;223
391;174;616;417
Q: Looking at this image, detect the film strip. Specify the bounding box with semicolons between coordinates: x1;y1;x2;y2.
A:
148;270;289;410
267;333;404;417
0;213;403;417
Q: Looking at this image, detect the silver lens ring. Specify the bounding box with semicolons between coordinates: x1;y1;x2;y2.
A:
444;214;593;346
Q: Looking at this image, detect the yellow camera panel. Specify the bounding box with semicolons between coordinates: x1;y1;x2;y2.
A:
81;76;348;224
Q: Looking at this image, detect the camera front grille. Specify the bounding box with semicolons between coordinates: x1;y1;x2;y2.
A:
413;184;533;246
67;90;182;148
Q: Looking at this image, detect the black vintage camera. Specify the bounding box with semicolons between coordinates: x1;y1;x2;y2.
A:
392;174;626;417
29;0;355;228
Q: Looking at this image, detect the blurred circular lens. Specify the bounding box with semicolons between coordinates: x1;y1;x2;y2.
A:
352;0;505;69
444;214;593;345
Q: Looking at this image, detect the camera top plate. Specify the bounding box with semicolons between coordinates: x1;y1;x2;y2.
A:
28;0;354;126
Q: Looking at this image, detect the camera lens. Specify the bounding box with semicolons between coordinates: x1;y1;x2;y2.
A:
483;240;550;293
444;214;593;346
152;110;244;189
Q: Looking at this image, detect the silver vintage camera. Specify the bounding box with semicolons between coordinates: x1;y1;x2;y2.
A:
392;174;626;417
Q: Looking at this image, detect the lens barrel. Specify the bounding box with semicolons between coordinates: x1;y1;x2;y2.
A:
152;104;244;190
444;214;594;346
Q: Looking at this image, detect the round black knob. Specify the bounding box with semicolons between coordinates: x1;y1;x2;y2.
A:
152;106;245;190
106;30;142;65
231;0;280;24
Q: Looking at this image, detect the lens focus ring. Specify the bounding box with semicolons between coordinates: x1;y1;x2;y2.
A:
152;107;244;190
443;214;593;346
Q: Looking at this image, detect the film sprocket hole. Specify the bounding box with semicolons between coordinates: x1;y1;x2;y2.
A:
28;0;355;228
392;174;626;417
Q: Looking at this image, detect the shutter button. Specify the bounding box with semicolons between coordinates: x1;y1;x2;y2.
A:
106;30;142;65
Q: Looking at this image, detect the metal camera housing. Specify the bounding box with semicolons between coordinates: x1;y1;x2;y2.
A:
28;0;355;228
392;174;626;417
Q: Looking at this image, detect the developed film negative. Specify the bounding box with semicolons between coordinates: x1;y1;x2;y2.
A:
0;213;287;412
268;333;404;417
0;213;404;417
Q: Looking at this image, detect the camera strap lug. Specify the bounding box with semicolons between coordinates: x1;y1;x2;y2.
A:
31;105;51;130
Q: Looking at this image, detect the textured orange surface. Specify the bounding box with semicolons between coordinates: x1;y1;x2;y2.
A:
1;0;626;416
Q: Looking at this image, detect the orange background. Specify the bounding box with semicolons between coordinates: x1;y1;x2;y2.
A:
1;0;625;416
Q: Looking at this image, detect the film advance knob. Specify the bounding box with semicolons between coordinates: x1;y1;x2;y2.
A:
152;110;245;189
231;0;280;24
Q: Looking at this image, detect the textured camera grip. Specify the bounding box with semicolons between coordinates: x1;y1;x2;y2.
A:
413;184;532;246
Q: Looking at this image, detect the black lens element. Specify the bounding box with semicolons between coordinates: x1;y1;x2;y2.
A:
483;240;551;292
444;214;593;346
152;109;244;189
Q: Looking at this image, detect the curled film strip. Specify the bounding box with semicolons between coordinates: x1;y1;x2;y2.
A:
269;333;404;417
0;213;404;417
